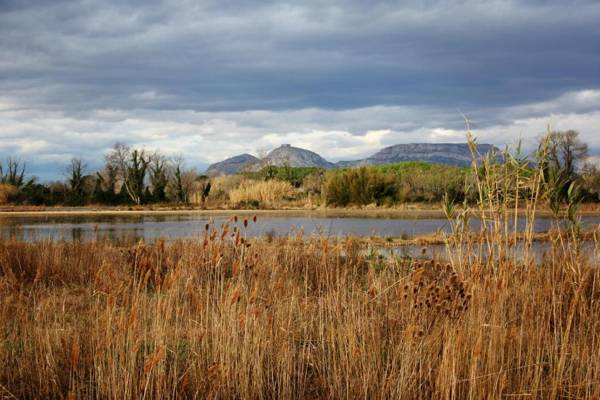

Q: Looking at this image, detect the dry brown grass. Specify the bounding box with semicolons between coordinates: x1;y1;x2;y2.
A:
0;184;17;205
2;137;600;399
228;180;295;206
1;217;599;399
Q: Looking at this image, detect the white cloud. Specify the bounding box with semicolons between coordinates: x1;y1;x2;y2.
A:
2;88;600;180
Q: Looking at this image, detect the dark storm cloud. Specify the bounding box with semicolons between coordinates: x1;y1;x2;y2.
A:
1;0;600;179
2;0;599;114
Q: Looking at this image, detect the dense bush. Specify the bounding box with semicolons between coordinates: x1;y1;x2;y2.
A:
323;162;471;206
322;167;396;206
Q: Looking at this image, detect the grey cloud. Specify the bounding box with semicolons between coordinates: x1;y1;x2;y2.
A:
1;0;600;178
2;89;600;181
2;0;600;113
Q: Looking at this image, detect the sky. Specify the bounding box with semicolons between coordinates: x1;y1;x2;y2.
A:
1;0;600;181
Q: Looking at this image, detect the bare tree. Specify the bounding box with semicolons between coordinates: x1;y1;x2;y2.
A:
168;156;198;203
96;164;118;193
539;130;589;202
0;158;27;188
106;143;149;205
257;148;272;170
549;130;588;177
256;147;277;179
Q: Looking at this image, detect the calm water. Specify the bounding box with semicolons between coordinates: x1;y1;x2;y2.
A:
0;212;599;243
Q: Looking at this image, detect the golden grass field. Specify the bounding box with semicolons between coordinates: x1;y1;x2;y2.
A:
1;214;599;399
2;140;600;399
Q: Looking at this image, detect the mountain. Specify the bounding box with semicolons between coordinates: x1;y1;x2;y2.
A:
206;143;500;175
206;153;259;176
257;144;334;169
342;143;499;167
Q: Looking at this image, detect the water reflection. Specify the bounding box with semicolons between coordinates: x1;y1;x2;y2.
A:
380;241;600;264
0;213;599;243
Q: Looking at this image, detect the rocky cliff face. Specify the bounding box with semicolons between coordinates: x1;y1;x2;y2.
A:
206;154;259;176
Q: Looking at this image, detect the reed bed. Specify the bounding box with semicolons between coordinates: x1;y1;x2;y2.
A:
228;180;295;206
2;137;600;399
0;217;599;399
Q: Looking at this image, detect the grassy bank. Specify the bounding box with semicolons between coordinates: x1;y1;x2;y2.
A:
1;221;599;399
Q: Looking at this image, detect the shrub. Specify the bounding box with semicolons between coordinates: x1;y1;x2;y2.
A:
323;162;471;206
302;170;325;195
0;184;17;204
209;175;246;201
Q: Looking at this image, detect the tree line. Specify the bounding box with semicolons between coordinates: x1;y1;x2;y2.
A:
1;131;599;207
0;143;211;206
322;130;600;206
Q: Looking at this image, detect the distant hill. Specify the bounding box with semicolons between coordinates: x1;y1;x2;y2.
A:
206;143;499;175
252;144;334;170
338;143;499;167
206;154;259;176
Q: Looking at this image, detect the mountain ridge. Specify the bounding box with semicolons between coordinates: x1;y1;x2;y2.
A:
206;142;499;176
206;153;259;176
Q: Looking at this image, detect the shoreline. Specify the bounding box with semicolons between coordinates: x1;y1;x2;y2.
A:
0;207;446;219
2;206;600;218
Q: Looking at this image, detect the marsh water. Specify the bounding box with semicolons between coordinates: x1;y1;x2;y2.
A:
1;211;599;243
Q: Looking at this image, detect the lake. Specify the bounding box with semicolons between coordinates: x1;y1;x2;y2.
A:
1;211;599;243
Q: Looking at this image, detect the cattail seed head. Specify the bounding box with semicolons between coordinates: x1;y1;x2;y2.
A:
69;338;81;370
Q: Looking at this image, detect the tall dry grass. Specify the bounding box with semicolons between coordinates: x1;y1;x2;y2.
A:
0;221;599;399
228;179;295;206
0;184;17;205
2;135;600;399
